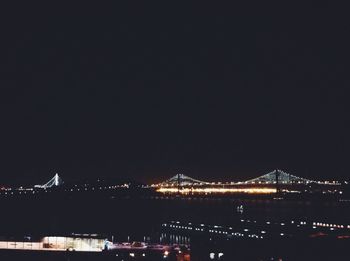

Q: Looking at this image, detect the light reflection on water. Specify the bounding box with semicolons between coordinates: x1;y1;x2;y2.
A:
159;233;190;245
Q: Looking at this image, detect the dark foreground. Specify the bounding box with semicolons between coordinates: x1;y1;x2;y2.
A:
0;250;177;261
0;238;349;261
191;237;349;260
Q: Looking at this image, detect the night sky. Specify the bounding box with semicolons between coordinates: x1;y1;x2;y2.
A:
0;3;349;184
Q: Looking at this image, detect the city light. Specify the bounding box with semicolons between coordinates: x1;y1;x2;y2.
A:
157;187;277;194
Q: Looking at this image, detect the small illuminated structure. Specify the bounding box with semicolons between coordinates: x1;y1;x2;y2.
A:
34;173;64;189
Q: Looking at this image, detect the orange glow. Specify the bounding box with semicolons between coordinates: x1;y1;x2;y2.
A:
156;187;277;194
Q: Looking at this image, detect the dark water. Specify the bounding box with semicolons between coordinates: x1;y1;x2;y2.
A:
1;197;346;232
1;195;349;234
0;194;349;260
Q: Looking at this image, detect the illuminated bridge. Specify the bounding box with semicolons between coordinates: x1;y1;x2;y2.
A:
157;174;210;187
154;170;341;195
34;173;64;189
239;169;322;185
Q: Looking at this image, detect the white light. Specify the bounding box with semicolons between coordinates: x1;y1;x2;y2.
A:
218;253;224;258
129;253;135;257
209;253;215;259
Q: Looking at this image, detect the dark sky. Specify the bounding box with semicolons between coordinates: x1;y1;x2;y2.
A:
0;3;349;184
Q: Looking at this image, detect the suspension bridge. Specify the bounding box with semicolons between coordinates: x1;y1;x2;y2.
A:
153;170;340;194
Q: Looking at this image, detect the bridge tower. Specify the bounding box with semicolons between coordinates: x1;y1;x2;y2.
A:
54;173;60;186
275;169;281;194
